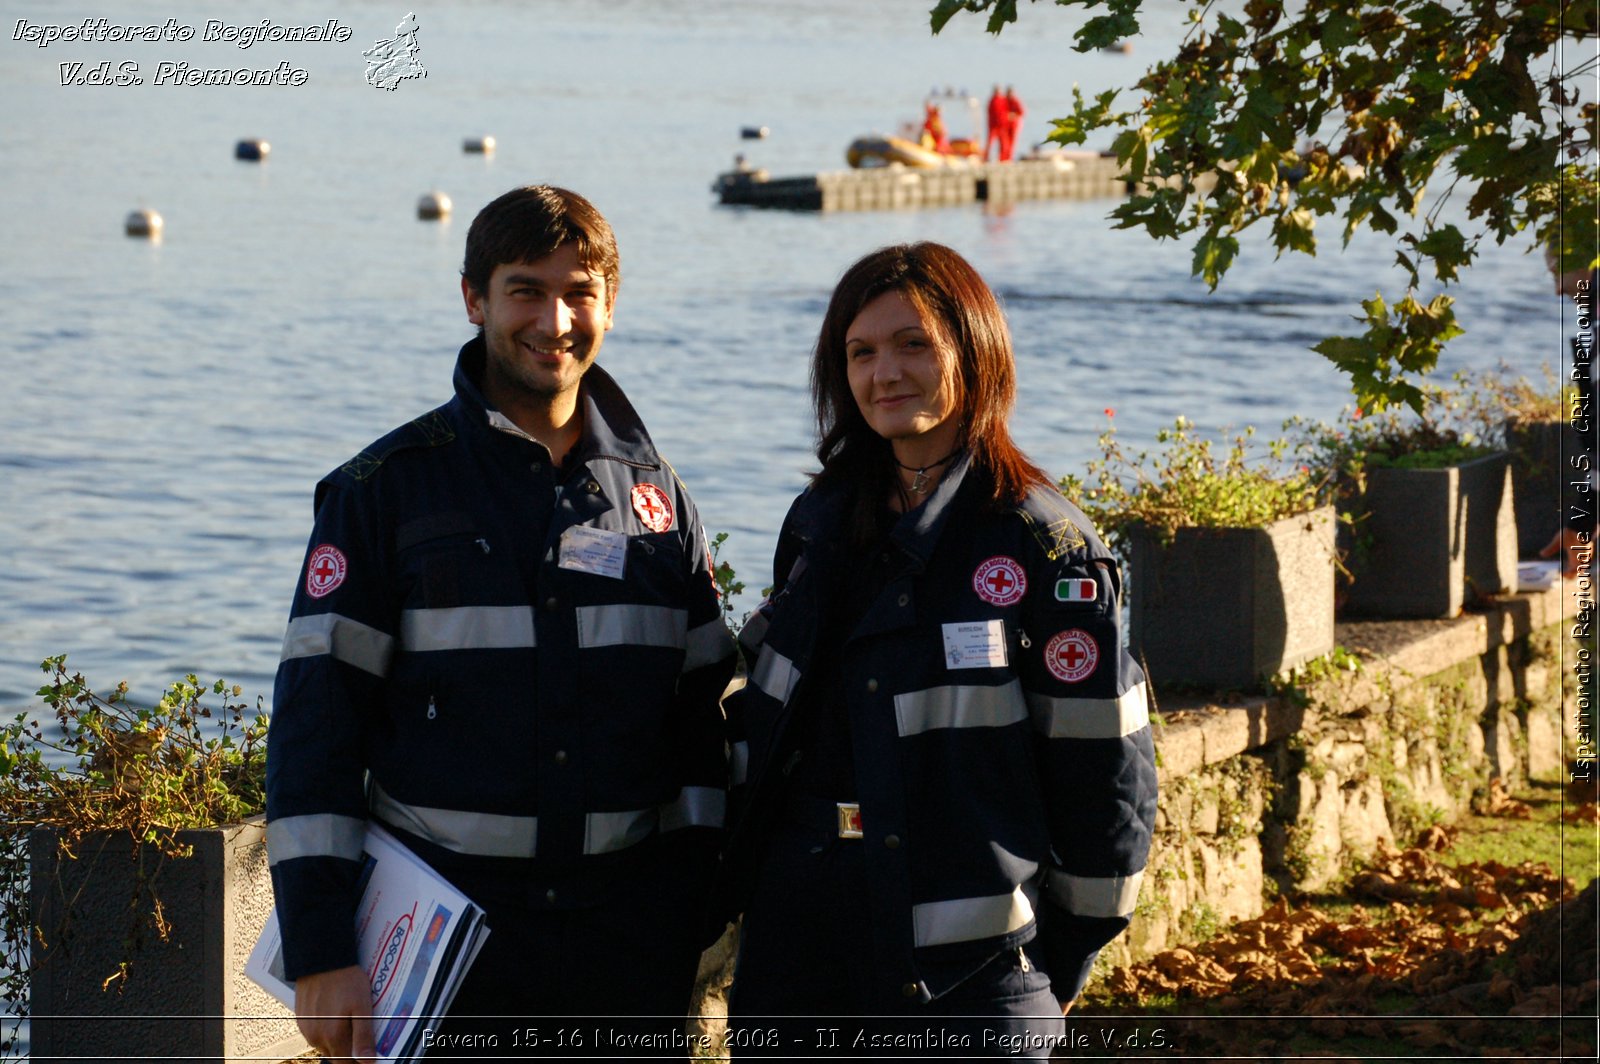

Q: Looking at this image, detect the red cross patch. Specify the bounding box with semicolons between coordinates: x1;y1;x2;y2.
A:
305;544;347;599
1045;629;1098;683
630;483;674;533
972;556;1027;607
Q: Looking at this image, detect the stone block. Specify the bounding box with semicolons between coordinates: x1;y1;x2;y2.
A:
1129;507;1336;689
1505;417;1585;558
1154;715;1206;779
1339;776;1393;856
1345;453;1515;618
29;822;305;1064
1193;790;1221;835
1526;700;1563;780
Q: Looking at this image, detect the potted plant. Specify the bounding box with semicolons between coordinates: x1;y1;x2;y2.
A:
1061;414;1336;690
1;656;304;1064
1292;387;1518;619
1453;365;1582;559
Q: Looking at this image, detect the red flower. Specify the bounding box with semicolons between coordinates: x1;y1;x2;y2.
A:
1352;407;1364;419
1104;407;1116;418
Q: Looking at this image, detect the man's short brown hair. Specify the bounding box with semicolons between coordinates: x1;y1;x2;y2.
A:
462;185;619;298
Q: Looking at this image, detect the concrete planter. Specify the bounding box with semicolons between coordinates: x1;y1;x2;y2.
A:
1343;451;1517;619
1128;506;1336;689
29;820;306;1064
1504;416;1584;558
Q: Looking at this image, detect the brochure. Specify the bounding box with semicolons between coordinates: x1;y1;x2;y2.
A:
247;822;491;1063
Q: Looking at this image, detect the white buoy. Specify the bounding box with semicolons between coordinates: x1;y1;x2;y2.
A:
235;138;270;161
125;208;163;238
417;191;452;220
462;135;496;154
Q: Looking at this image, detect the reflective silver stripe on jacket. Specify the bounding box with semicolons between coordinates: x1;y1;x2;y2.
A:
266;813;367;866
402;606;536;652
1025;681;1150;739
750;645;801;705
1042;868;1144;919
584;786;726;854
737;608;770;655
584;807;657;855
370;781;538;858
729;740;750;787
893;679;1028;737
684;617;733;671
280;613;394;678
659;785;725;832
911;885;1035;948
576;603;687;651
370;782;722;859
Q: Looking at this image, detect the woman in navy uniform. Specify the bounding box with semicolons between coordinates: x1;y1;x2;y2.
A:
723;243;1157;1056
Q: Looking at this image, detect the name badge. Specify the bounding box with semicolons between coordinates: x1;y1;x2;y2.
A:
942;619;1008;670
558;525;628;580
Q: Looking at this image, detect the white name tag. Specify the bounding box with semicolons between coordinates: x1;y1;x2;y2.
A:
942;619;1008;670
558;525;628;580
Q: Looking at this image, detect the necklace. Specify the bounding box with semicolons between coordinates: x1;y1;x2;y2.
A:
896;449;959;496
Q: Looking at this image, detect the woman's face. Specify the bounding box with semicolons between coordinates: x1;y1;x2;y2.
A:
844;289;959;447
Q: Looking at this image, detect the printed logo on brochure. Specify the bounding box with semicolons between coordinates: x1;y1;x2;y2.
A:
631;483;674;533
369;909;414;1007
1045;629;1099;683
973;555;1027;607
305;544;348;598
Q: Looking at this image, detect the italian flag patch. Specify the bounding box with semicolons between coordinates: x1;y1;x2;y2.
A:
1054;577;1096;603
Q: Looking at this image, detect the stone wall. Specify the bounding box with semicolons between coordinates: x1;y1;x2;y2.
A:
1099;581;1572;974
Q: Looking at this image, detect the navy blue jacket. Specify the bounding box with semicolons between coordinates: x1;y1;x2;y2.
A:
724;455;1157;1006
266;339;735;980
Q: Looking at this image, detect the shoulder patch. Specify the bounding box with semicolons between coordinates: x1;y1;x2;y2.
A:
1021;510;1087;561
341;409;456;481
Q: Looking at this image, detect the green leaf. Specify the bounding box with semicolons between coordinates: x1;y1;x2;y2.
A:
1272;208;1317;256
1113;125;1153;185
1312;336;1378;371
928;0;1013;35
1321;9;1361;51
1192;232;1240;289
1416;224;1472;282
1075;12;1140;52
1049;87;1121;146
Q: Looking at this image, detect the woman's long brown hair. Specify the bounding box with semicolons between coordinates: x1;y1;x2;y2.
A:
810;242;1049;536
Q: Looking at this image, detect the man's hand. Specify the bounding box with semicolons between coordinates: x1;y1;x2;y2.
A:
1540;527;1595;578
1060;998;1073;1016
295;965;375;1063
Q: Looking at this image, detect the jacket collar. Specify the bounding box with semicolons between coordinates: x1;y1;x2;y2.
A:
791;450;980;569
450;336;662;470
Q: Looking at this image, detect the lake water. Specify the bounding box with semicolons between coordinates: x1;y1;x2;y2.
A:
0;0;1572;720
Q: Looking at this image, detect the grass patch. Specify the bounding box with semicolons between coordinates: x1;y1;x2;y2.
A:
1447;778;1598;892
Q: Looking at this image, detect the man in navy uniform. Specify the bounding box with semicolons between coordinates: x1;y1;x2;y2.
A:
267;185;734;1059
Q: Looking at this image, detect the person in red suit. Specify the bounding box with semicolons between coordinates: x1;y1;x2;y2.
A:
985;85;1006;162
921;102;950;153
1001;86;1026;161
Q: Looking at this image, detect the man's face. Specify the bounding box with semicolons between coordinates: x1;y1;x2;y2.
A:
462;243;615;407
